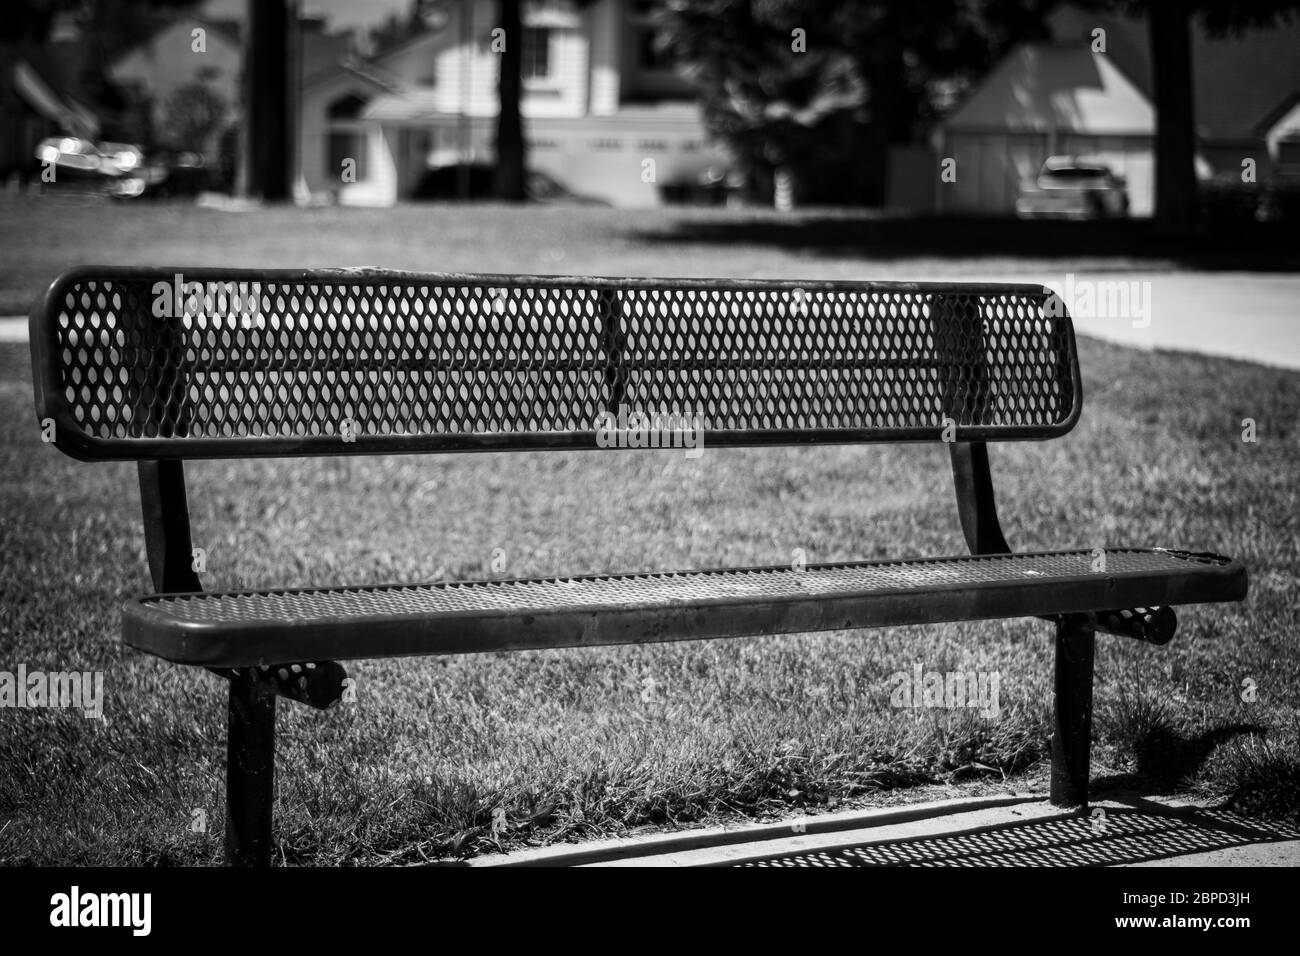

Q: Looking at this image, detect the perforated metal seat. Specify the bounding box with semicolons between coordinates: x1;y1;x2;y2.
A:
123;549;1246;667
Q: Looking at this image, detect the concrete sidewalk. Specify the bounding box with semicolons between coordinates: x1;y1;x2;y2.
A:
469;793;1300;867
937;271;1300;371
0;317;25;342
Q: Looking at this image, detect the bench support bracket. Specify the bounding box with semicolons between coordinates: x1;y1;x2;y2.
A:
226;670;277;866
1050;613;1096;808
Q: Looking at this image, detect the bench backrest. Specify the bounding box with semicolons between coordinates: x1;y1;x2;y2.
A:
30;267;1080;461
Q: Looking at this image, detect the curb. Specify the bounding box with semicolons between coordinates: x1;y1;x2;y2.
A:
0;317;27;343
468;792;1043;867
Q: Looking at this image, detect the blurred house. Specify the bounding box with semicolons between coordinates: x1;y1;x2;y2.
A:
906;4;1300;216
299;0;725;207
104;13;355;190
1077;7;1300;181
108;16;242;158
934;41;1157;216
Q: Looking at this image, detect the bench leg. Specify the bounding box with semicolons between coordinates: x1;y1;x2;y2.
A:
225;670;277;866
1050;613;1096;809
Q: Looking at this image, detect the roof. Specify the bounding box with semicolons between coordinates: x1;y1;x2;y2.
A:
1258;92;1300;138
942;43;1153;135
303;60;399;96
1045;3;1300;142
362;89;444;122
1192;21;1300;141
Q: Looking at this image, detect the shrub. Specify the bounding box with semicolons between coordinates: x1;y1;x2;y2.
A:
1199;175;1260;226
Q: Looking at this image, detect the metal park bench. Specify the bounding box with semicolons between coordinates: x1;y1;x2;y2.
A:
29;266;1248;866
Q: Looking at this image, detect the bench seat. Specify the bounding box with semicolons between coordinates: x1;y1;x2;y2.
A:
123;548;1245;668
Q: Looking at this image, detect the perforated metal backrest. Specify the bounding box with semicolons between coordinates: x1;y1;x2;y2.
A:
30;267;1081;460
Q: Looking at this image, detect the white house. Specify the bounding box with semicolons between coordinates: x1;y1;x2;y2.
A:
298;0;727;207
935;42;1158;216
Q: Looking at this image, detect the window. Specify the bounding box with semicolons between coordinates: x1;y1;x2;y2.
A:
522;27;550;80
1278;138;1300;165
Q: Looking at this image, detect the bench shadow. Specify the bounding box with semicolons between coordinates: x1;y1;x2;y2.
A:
1101;723;1267;792
734;800;1299;868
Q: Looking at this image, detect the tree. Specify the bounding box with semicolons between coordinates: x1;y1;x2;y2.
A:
655;1;866;205
494;0;526;200
160;82;226;153
656;0;1051;206
1;0;203;136
245;0;292;201
491;0;598;202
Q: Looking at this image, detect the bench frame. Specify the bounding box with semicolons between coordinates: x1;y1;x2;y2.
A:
136;443;1099;866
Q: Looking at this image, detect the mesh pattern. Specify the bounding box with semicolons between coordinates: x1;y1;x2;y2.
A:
40;271;1077;453
139;550;1228;625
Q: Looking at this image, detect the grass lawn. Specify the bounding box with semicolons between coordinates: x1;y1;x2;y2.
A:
4;192;1293;314
0;197;1297;865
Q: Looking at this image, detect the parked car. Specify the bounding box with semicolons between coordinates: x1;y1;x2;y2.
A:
98;141;145;176
35;137;156;195
1016;156;1129;219
660;164;740;206
33;136;111;189
110;150;209;199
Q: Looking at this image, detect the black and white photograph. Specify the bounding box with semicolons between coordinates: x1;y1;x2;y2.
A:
0;0;1297;934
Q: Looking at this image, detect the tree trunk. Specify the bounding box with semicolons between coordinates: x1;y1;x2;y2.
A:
494;0;527;201
1148;0;1198;235
245;0;292;201
858;47;902;208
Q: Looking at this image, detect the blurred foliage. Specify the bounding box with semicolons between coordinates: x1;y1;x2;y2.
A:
1201;174;1300;229
159;81;226;153
653;0;1053;206
1;0;204;139
1261;178;1300;225
1199;175;1260;227
1092;0;1300;37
